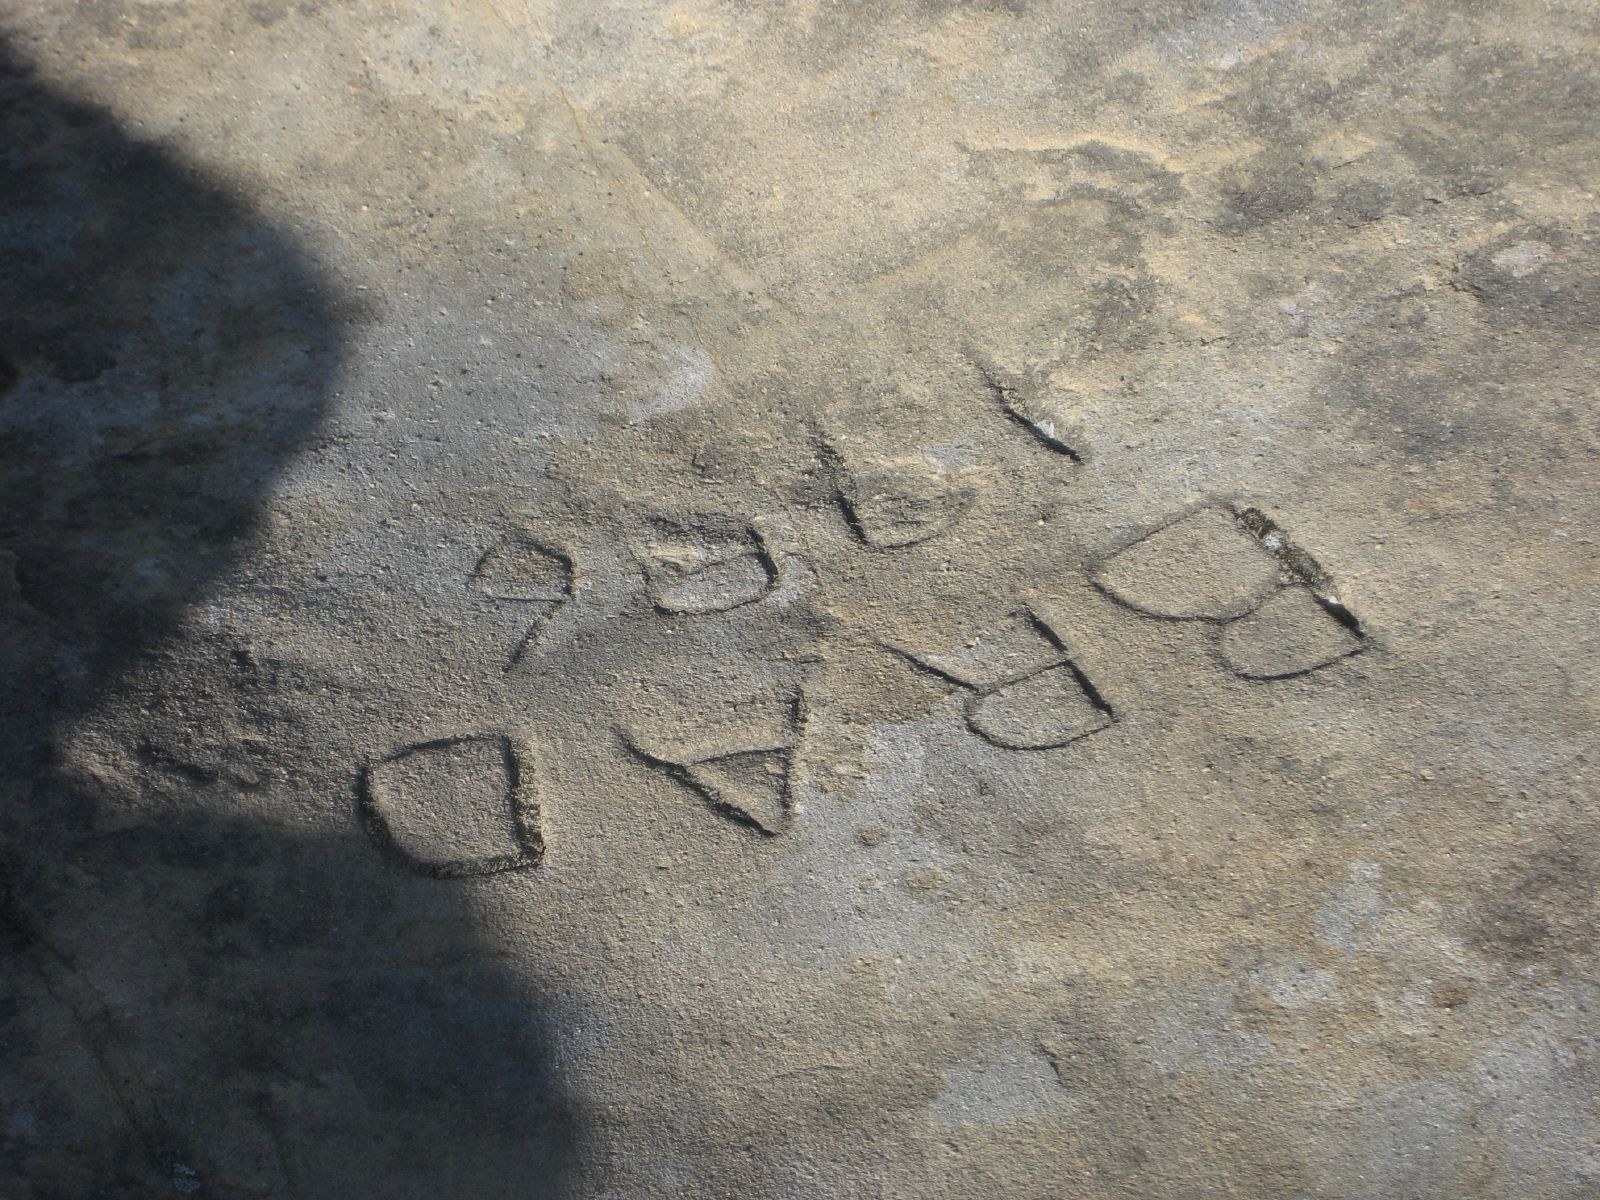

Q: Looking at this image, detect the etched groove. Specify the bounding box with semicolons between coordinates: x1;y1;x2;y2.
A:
643;519;779;614
469;532;574;669
1092;500;1373;678
885;611;1114;750
972;354;1084;461
1091;503;1284;622
1218;585;1368;679
358;734;544;878
619;691;808;835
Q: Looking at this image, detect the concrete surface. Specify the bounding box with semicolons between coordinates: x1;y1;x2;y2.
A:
1;1;1597;1197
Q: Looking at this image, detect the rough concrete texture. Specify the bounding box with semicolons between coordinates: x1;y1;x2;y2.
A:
1;2;1597;1197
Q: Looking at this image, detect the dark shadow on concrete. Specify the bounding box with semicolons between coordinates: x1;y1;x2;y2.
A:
0;41;580;1198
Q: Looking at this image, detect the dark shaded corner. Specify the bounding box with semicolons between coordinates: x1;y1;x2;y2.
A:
0;41;579;1199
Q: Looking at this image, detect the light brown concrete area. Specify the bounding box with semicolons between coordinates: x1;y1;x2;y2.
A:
1;2;1597;1197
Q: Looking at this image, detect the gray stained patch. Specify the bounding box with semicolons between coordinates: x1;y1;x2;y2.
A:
359;734;544;877
926;1039;1066;1127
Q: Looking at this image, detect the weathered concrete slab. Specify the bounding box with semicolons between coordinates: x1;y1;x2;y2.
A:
1;2;1597;1196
